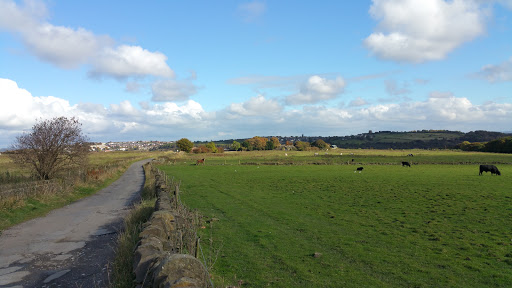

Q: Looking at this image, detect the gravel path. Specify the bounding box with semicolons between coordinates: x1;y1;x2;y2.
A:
0;159;152;288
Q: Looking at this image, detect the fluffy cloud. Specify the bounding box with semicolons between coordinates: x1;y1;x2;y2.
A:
2;78;512;147
227;95;282;117
0;0;172;78
90;45;174;79
364;0;487;63
286;76;345;105
151;79;198;102
0;78;75;129
0;78;210;145
475;58;512;82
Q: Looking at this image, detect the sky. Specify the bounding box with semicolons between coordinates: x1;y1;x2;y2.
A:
1;0;512;148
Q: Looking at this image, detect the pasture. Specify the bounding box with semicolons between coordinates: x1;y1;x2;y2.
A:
158;150;512;287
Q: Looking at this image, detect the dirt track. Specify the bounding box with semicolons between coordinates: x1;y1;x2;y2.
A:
0;159;151;288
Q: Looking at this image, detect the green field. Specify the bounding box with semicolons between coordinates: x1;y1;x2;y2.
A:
158;150;512;287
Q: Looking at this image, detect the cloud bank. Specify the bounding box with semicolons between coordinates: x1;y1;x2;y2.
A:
2;78;511;147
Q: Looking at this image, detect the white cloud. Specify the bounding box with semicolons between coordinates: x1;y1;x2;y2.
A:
2;78;512;147
364;0;487;63
227;95;282;117
0;78;75;129
0;78;211;146
0;0;173;78
238;1;266;22
475;57;512;82
90;45;174;79
25;24;111;69
151;79;198;102
286;76;345;105
109;101;140;117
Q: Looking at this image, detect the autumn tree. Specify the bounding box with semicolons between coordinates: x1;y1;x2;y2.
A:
312;139;329;150
10;117;89;180
206;142;218;153
177;138;194;152
294;141;310;151
247;136;267;150
270;137;280;149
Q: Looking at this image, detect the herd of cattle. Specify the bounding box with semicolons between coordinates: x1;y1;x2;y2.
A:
196;154;502;176
354;162;502;176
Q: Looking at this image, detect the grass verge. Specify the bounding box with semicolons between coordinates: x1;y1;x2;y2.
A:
110;199;154;288
110;162;157;287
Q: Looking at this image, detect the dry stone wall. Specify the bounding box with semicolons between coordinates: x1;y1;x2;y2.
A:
133;164;209;288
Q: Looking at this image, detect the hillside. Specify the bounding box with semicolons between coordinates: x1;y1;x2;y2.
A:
327;130;510;149
206;130;511;150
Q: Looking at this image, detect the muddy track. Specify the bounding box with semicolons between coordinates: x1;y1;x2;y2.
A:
0;159;152;288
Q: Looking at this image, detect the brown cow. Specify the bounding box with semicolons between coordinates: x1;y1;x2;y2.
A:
196;158;205;165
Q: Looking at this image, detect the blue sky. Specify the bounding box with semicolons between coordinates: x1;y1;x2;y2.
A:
1;0;511;148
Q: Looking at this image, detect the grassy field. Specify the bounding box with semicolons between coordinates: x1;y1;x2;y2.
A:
158;150;512;287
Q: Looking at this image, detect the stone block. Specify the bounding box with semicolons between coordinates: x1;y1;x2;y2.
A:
152;254;207;288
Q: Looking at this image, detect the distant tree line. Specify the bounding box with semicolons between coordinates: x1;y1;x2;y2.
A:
175;136;331;153
174;130;511;153
327;130;511;150
458;137;512;153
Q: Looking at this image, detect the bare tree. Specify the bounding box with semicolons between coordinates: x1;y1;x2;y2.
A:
10;117;90;180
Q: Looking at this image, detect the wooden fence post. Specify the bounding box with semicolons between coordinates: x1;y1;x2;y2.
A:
195;238;200;258
175;185;180;209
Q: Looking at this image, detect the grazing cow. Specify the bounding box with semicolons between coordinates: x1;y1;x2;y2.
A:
196;158;205;165
402;161;411;167
355;167;363;173
479;165;501;176
314;153;319;156
408;153;414;157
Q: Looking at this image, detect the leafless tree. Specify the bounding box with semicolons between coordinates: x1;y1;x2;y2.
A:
10;117;90;180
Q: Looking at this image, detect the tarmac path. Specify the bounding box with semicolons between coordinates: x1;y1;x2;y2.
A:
0;159;152;288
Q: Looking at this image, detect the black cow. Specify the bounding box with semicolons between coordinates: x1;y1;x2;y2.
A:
355;167;363;173
479;165;501;176
402;161;411;167
407;154;414;157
